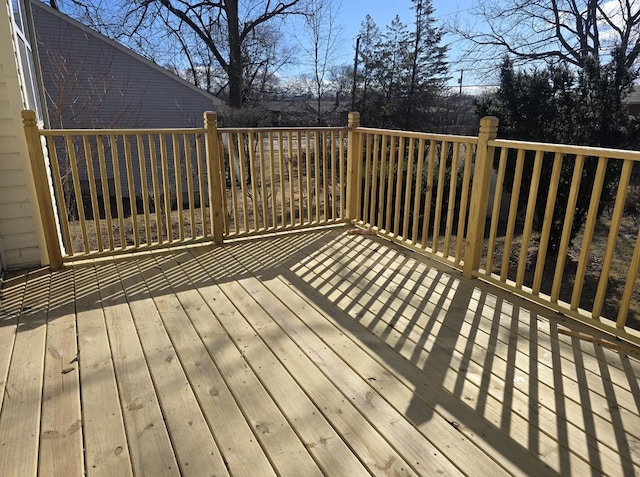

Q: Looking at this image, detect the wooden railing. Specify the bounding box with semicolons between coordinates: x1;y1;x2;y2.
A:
220;126;347;238
30;117;222;257
23;110;640;343
347;115;640;343
474;135;640;341
22;111;347;259
347;115;478;268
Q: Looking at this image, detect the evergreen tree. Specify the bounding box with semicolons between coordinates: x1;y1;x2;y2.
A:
405;0;448;129
357;15;380;100
354;0;448;130
476;54;639;252
356;15;385;126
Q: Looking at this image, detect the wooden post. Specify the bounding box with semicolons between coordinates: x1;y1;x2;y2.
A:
21;110;63;270
463;116;499;278
204;112;225;244
345;112;363;222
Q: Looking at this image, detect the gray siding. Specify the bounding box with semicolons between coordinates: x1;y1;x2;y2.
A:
32;1;223;204
32;0;222;130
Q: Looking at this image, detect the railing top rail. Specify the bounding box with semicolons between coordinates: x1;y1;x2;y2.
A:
217;126;348;133
355;126;479;143
490;138;640;161
39;127;207;136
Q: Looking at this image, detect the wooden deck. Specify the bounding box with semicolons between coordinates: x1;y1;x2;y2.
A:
0;226;639;476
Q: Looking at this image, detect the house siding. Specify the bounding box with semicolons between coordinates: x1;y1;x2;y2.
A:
32;1;221;203
0;0;47;270
32;1;221;130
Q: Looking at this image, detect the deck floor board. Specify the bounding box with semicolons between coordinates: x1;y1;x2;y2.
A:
1;226;639;476
296;237;640;474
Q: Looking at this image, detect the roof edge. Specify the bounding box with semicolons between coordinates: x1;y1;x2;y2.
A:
30;0;224;106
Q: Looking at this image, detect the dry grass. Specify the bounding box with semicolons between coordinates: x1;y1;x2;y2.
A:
485;211;640;330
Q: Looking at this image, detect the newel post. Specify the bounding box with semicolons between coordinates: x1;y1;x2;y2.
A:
463;116;499;278
204;111;225;245
21;110;63;270
346;112;363;222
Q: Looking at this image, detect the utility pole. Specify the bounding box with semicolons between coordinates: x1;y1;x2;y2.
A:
458;69;463;95
351;36;360;110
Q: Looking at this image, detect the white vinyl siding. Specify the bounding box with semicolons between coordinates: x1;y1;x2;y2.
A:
0;0;47;270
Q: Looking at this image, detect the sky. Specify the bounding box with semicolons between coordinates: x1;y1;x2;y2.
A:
323;0;480;89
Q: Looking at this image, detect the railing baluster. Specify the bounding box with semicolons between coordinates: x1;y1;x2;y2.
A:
159;134;172;243
136;135;152;245
617;228;640;328
287;132;295;226
369;134;380;228
268;132;277;229
306;131;313;224
432;141;448;254
500;149;525;281
314;130;321;223
123;135;139;248
339;130;346;220
444;142;460;257
82;135;103;252
195;133;207;238
171;134;184;241
248;132;259;231
330;131;337;222
402;137;415;241
257;132;268;230
421;140;436;250
455;142;474;265
45;136;72;256
393;137;405;238
227;132;240;235
65;135;89;253
486;148;507;274
183;133;196;240
571;157;608;310
242;133;252;232
532;152;563;294
216;132;228;238
148;134;163;244
276;132;287;228
551;155;584;302
96;135;114;249
322;131;329;223
108;135;126;249
297;131;304;225
411;138;425;245
384;136;396;234
377;135;388;230
592;159;633;318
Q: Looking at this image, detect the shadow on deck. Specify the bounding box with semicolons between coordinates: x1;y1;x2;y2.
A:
1;226;639;476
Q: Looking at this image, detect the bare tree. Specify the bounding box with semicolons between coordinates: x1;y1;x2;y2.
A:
53;0;307;108
296;0;343;124
135;0;305;108
453;0;640;73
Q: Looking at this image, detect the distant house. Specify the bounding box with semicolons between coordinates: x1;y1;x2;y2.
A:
31;0;223;129
627;89;640;116
264;99;349;127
